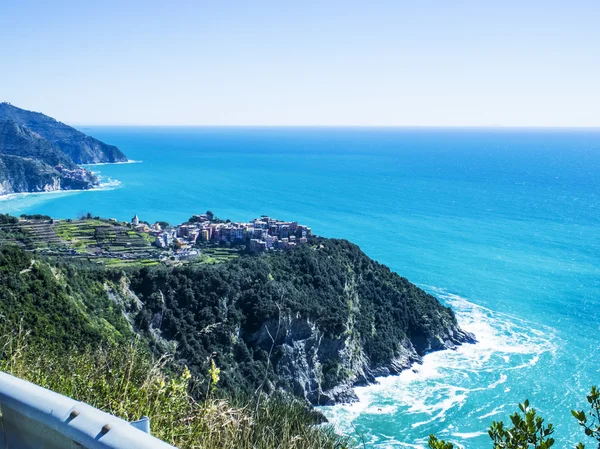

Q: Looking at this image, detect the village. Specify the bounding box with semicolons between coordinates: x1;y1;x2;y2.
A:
130;212;313;257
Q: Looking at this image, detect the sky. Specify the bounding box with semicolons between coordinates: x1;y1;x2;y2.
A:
0;0;599;126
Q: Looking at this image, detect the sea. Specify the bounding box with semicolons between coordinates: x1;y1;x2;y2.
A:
1;127;599;448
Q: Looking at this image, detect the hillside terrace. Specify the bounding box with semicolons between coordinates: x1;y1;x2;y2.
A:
0;213;313;267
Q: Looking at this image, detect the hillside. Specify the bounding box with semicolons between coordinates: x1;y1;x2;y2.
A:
0;119;77;168
0;102;127;164
2;219;600;449
0;153;97;195
0;119;99;195
130;238;474;404
0;221;474;405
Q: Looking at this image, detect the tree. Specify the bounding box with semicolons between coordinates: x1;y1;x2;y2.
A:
431;401;555;449
572;386;600;449
206;211;214;220
488;400;554;449
428;435;454;449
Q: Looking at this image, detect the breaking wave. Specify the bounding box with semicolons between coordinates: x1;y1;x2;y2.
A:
0;177;121;213
80;159;142;167
319;288;558;449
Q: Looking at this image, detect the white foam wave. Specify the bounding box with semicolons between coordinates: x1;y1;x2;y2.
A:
320;288;558;446
487;374;507;389
0;178;121;207
477;405;506;420
94;178;121;190
452;431;488;439
81;160;142;167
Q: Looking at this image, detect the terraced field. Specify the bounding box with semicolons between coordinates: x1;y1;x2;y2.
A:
0;216;240;267
0;219;59;248
193;247;240;264
54;219;158;258
0;217;159;259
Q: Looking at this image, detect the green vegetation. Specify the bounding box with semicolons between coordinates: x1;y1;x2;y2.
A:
101;257;160;267
0;213;34;245
20;213;52;220
1;220;599;449
0;318;350;449
193;247;239;264
0;236;468;405
130;238;467;402
0;245;132;348
54;218;154;253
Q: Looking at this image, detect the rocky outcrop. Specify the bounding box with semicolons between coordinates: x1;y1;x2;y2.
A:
0;153;97;195
248;311;475;406
0;103;127;164
238;243;477;405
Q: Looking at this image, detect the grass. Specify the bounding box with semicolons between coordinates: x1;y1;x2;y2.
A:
0;325;353;449
194;248;240;265
100;258;160;267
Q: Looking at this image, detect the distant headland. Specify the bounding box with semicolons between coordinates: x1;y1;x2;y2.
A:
0;103;127;196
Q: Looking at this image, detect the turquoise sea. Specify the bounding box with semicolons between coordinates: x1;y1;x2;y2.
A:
2;127;599;448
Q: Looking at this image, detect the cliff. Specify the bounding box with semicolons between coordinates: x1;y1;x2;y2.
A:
0;119;98;195
129;239;476;404
0;103;127;164
0;153;97;195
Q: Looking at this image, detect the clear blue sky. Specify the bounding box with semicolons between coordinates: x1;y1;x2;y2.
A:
1;0;599;126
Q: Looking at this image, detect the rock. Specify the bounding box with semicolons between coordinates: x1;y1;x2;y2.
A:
0;153;97;195
247;312;475;406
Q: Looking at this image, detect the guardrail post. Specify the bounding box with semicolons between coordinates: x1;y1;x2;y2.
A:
130;416;151;434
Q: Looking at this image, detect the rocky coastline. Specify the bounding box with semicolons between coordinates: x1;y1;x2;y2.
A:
248;313;476;406
0;103;126;195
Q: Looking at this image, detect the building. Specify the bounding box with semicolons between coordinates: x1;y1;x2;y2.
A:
154;236;166;248
132;215;139;226
265;235;277;250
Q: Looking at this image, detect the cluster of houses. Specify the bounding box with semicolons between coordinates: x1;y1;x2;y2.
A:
55;165;96;183
130;214;312;252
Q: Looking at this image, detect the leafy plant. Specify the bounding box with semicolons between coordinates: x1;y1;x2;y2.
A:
430;392;600;449
488;400;554;449
573;386;600;449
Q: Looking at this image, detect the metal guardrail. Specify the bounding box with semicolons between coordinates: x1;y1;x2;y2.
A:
0;371;178;449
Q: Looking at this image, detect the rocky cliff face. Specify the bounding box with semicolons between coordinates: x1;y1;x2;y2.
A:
0;103;127;164
246;282;475;405
0;104;121;195
0;153;97;195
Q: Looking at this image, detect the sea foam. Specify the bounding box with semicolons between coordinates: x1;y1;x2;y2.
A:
320;288;558;447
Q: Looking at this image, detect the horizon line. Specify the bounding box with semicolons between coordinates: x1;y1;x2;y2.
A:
72;123;600;130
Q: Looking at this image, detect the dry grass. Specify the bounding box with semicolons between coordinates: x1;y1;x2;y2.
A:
0;325;353;449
